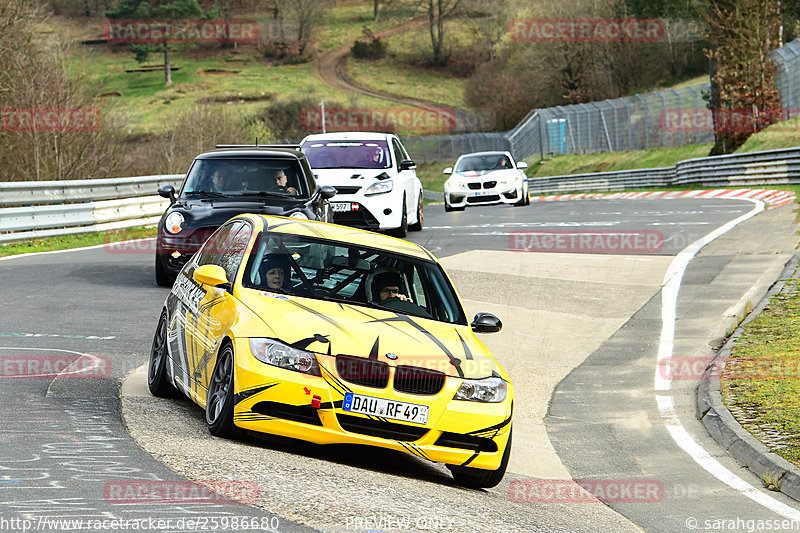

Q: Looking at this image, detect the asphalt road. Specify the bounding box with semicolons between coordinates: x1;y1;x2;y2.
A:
0;198;795;532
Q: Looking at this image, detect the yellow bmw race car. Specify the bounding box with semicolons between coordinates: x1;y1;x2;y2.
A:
148;214;513;488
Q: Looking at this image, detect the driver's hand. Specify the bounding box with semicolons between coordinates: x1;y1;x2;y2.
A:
396;294;411;302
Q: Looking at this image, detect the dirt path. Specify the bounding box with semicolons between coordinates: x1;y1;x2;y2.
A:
312;17;448;112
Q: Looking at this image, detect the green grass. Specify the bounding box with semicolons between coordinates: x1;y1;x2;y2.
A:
721;278;800;466
0;226;156;258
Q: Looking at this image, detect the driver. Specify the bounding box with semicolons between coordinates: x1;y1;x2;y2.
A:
260;253;291;291
372;271;410;303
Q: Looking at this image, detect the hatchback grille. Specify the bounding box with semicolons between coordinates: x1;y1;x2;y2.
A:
337;414;428;441
336;355;389;388
394;366;445;395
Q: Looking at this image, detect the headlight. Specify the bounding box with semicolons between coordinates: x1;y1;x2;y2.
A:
364;179;393;196
249;338;321;376
454;376;507;403
289;211;308;220
164;212;185;234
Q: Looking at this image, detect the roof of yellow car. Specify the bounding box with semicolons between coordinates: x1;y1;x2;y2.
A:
245;214;434;261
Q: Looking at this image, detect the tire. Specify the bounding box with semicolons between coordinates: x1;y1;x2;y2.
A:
409;192;423;232
148;310;176;397
524;182;531;205
155;255;175;287
444;196;465;212
206;343;237;438
513;184;526;207
447;427;512;489
391;195;408;238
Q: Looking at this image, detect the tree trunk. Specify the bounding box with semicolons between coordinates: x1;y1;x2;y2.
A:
373;0;379;21
164;47;172;86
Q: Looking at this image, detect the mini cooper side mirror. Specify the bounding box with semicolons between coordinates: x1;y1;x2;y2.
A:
443;167;453;175
319;185;336;200
399;159;416;171
193;264;231;291
471;312;502;333
158;185;176;204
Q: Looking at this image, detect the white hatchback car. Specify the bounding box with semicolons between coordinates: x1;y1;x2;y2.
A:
443;151;529;211
300;132;423;237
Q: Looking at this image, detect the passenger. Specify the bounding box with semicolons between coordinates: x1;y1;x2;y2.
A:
260;254;291;291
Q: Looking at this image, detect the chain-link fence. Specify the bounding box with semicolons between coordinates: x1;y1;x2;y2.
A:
402;38;800;163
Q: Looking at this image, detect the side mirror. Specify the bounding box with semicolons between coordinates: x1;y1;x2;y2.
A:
471;312;502;333
399;159;416;171
443;167;453;175
516;161;528;169
193;264;231;291
319;185;336;200
158;185;176;204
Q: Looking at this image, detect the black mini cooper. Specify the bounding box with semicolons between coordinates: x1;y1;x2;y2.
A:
155;146;335;286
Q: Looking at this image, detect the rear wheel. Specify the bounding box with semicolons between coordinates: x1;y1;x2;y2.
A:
409;192;423;231
148;310;176;397
206;343;237;438
447;427;512;489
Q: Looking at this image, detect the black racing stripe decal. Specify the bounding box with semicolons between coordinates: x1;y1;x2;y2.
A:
234;414;274;421
346;306;423;344
290;333;330;350
456;330;473;361
234;383;279;406
465;413;512;436
368;337;380;360
460;450;480;467
199;295;225;313
316;400;344;410
370;315;464;378
284;299;359;341
398;442;428;461
320;364;351;395
406;443;431;461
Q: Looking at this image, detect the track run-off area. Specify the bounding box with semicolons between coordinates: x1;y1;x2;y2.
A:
0;191;798;532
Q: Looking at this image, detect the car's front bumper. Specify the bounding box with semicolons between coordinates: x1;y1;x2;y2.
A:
231;339;513;470
444;183;522;208
328;189;405;231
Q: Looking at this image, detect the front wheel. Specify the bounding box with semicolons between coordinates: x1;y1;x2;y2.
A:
206;343;237;438
155;255;176;287
148;310;176;397
391;195;408;238
409;192;423;231
447;427;512;489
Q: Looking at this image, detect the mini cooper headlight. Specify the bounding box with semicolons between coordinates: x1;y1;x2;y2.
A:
249;338;321;376
165;212;185;234
454;376;507;403
364;180;393;196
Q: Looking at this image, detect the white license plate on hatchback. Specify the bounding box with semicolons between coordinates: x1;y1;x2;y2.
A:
331;202;352;212
342;392;429;425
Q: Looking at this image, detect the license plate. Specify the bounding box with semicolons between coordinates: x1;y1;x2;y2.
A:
331;202;351;212
472;189;492;197
342;392;429;425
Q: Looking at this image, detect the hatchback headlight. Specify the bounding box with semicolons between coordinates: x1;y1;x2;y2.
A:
249;338;321;376
164;212;185;234
454;377;507;403
364;180;393;196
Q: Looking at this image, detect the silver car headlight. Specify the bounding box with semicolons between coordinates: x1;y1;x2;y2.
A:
289;211;308;220
454;376;507;403
164;212;185;234
364;179;393;196
249;338;321;376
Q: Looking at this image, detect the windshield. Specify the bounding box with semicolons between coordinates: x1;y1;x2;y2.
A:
242;231;467;325
181;158;307;198
302;140;390;170
454;154;512;173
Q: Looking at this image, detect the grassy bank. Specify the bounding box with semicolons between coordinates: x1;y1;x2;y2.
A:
0;226;156;258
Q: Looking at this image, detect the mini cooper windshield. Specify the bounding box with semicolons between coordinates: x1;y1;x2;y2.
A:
181;158;307;198
242;231;467;325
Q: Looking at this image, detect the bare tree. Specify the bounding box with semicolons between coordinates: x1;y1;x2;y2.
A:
413;0;463;66
273;0;329;56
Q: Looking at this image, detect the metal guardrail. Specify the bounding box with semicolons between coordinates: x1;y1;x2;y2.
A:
0;175;184;244
526;146;800;195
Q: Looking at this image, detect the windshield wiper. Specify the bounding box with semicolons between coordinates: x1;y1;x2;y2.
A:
185;190;228;198
238;191;290;198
